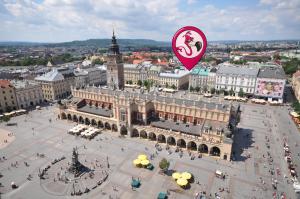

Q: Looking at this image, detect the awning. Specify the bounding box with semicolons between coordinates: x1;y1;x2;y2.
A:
138;154;147;160
215;170;223;176
141;159;150;166
177;178;188;186
290;111;299;118
172;172;181;179
181;172;192;180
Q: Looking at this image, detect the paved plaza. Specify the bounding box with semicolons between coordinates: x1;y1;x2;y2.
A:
0;104;299;199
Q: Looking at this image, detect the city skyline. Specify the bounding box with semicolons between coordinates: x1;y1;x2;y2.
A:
0;0;300;42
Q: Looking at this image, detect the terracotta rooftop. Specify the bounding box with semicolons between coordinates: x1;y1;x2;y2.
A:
0;80;13;89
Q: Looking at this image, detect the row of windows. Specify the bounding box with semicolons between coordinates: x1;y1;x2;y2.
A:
0;101;15;107
2;90;13;94
2;96;14;100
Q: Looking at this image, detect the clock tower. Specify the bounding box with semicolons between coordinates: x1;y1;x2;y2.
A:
106;31;124;90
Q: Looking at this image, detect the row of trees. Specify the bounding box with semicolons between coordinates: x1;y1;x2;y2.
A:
126;80;179;90
0;53;84;66
282;58;300;75
190;86;245;97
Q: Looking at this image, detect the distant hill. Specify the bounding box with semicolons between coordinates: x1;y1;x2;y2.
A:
0;39;170;48
47;39;170;48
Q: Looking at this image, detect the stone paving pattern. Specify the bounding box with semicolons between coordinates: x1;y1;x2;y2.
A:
0;104;299;199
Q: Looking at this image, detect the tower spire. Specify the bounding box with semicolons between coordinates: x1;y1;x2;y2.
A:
109;29;119;54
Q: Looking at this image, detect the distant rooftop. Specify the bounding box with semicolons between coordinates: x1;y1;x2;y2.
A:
35;69;64;82
159;69;190;78
10;80;40;89
191;66;210;76
124;64;138;69
217;64;259;77
258;65;286;79
78;105;113;117
151;120;202;136
0;80;13;88
80;87;231;112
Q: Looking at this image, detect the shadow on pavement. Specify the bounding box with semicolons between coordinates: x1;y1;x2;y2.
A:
232;128;254;162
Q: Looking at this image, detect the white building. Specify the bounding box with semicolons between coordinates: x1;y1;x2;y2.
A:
216;64;259;95
11;80;44;109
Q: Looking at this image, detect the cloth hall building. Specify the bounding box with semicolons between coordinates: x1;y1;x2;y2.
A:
57;33;239;161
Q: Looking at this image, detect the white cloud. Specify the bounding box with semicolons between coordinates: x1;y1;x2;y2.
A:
0;0;299;42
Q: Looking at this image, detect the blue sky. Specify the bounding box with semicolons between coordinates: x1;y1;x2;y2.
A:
0;0;299;42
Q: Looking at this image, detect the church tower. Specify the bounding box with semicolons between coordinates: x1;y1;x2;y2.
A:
106;31;124;90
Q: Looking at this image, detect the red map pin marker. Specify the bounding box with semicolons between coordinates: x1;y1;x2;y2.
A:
172;26;207;71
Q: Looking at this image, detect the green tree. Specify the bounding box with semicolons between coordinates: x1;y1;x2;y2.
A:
292;101;300;114
210;88;215;94
165;83;169;88
220;89;225;95
92;58;104;65
143;80;149;87
144;80;150;91
128;80;133;85
282;58;300;75
1;115;10;123
238;88;245;97
190;86;194;92
137;80;143;87
195;86;200;92
159;158;170;173
229;88;235;96
203;86;208;93
171;84;176;90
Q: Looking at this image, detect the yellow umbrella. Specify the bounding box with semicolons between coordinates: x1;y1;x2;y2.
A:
172;172;181;180
138;154;147;160
141;159;150;166
181;172;192;180
177;178;188;186
133;159;141;165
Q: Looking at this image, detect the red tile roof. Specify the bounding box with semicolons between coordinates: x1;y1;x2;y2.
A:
0;80;13;89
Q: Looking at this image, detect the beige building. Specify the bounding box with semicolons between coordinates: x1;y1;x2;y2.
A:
159;69;190;90
124;64;143;84
58;32;238;161
58;87;238;161
0;80;18;113
11;80;44;109
292;70;300;102
124;62;162;85
35;68;74;101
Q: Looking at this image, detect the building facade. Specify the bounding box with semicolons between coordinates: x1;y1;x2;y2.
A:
124;63;162;86
158;69;190;90
106;32;124;90
292;70;300;102
57;35;238;161
74;66;107;88
216;64;259;95
35;68;74;101
58;87;238;161
11;80;44;109
254;64;286;102
0;80;18;113
189;66;216;92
